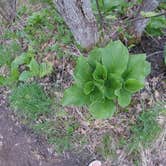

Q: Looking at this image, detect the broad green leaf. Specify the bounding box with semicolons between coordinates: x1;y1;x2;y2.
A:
88;48;102;67
10;68;19;81
146;16;166;36
74;56;92;86
4;68;19;85
105;74;122;99
28;58;40;76
90;87;103;102
123;54;151;82
94;80;105;95
62;85;90;106
125;79;144;92
89;99;116;119
19;71;32;81
84;81;94;95
115;89;132;107
39;62;53;77
11;53;30;70
102;40;129;75
93;62;107;81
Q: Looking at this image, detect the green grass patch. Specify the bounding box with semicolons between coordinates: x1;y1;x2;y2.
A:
10;83;52;120
128;107;162;153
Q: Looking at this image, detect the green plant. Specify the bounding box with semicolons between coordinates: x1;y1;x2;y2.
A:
97;134;113;160
16;52;53;81
62;40;151;119
10;83;51;120
129;108;162;152
0;6;75;86
33;118;79;153
0;47;53;85
0;41;22;66
146;15;166;36
92;0;130;14
92;0;142;18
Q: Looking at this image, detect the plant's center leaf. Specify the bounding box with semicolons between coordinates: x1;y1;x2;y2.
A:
89;99;116;119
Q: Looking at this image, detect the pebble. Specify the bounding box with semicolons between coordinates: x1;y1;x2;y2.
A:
88;160;102;166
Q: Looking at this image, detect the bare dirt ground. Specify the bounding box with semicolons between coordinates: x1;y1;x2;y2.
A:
0;106;64;166
0;97;93;166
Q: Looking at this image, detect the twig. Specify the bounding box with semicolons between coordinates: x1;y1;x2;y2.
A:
126;11;166;24
147;51;163;58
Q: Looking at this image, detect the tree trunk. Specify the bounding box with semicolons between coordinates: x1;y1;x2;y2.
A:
53;0;99;49
130;0;159;39
0;0;16;23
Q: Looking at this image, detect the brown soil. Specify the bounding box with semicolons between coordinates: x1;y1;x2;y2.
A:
0;102;92;166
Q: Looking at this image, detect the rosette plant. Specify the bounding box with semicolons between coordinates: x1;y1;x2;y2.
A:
62;41;151;119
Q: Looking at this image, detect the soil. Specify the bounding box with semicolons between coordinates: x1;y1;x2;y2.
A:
0;107;59;166
0;97;93;166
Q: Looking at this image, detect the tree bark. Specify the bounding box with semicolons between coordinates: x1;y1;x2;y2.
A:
130;0;159;39
53;0;99;49
0;0;16;23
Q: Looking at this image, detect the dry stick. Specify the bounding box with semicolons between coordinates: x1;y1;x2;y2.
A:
98;10;166;44
101;11;166;27
147;51;164;58
126;11;166;24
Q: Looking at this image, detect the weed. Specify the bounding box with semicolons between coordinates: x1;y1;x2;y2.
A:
98;134;112;160
146;16;166;36
128;107;162;153
10;83;52;120
33;116;80;153
0;5;74;85
0;41;22;66
62;40;150;119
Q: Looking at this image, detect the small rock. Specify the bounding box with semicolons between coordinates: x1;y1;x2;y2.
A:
88;160;102;166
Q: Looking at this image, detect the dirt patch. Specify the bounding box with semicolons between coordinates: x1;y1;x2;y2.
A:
0;103;94;166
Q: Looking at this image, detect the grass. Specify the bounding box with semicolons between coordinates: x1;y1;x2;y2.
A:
10;83;52;120
96;133;117;160
32;114;81;153
128;105;163;154
9;82;81;153
95;104;165;164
